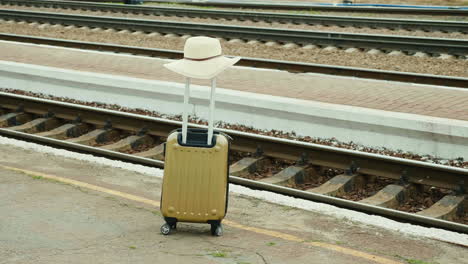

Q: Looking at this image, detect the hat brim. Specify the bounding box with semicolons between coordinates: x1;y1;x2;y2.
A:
164;56;241;79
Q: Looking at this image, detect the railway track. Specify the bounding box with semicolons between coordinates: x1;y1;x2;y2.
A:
62;0;468;16
3;0;468;33
2;9;468;57
0;91;466;233
2;33;468;89
148;0;468;15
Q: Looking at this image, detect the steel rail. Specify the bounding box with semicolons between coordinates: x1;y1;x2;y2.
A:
57;0;468;15
146;0;468;15
3;0;468;32
2;33;468;88
2;9;468;56
0;92;466;233
1;92;466;191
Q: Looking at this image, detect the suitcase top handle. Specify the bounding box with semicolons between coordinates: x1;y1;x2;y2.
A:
177;128;218;148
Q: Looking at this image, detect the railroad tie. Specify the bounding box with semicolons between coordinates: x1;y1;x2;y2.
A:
360;184;415;209
388;50;404;56
439;54;455;60
6;117;61;133
229;157;267;177
367;49;383;55
413;52;429;58
0;112;32;127
264;41;278;47
344;47;359;53
259;165;312;187
164;33;178;38
100;134;154;152
302;44;318;49
308;173;364;197
323;46;338;52
228;39;243;44
36;123;90;140
134;143;165;160
417;194;467;221
66;128;120;145
147;32;161;37
283;43;298;49
247;40;260;45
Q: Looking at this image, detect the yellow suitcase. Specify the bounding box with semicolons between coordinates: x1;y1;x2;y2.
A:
160;78;230;236
160;129;230;235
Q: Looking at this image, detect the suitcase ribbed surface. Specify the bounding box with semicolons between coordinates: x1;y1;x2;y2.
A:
161;133;228;223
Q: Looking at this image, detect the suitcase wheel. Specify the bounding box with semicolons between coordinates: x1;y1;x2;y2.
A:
160;223;172;235
210;223;223;237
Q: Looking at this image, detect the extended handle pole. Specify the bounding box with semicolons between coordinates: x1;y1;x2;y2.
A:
182;77;190;144
207;78;216;145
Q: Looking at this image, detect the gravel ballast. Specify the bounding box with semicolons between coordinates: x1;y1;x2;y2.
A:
1;22;467;77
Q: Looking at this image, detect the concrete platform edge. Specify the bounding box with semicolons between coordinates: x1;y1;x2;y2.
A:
0;60;466;159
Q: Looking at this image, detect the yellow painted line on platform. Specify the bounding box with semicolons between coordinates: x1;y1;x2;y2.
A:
224;220;400;264
2;165;401;264
0;165;160;207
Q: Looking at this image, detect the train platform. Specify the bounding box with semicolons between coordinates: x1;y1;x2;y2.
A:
1;136;467;264
1;40;467;160
1;41;466;121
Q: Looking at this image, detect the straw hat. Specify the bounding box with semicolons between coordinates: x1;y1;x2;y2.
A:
164;36;240;79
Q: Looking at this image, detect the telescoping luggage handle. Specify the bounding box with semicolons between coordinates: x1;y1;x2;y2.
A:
181;77;217;145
